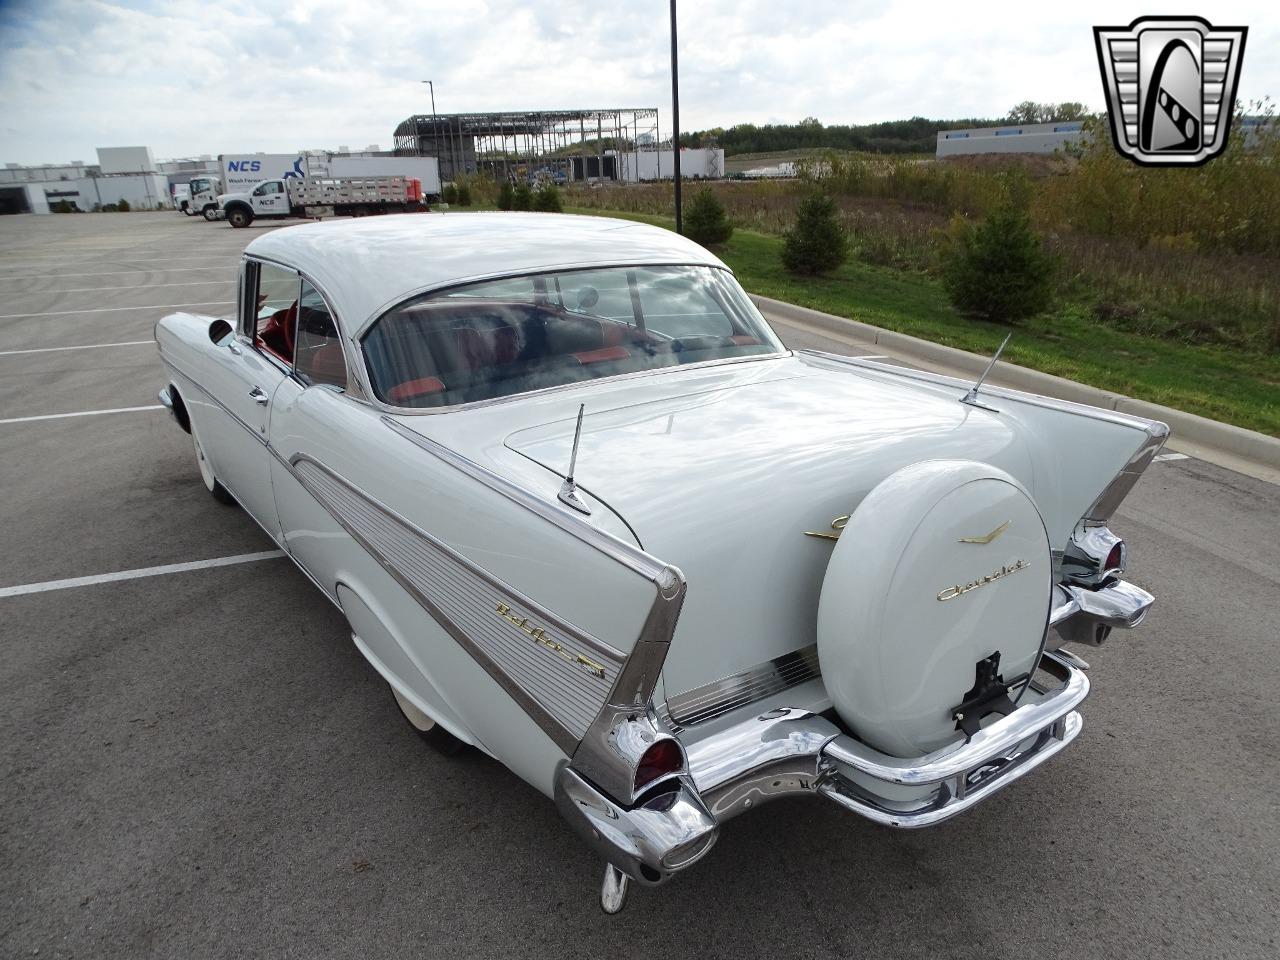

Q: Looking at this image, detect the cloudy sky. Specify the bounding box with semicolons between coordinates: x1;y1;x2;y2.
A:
0;0;1275;165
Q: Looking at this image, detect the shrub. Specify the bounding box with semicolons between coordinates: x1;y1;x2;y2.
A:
51;200;75;213
497;182;515;210
781;193;847;275
532;182;562;213
512;182;532;211
683;188;733;246
456;183;472;206
441;183;458;205
942;205;1055;322
116;199;130;212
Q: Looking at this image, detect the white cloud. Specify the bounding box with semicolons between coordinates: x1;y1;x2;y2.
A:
0;0;1275;163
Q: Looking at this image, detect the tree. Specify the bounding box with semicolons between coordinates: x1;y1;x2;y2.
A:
497;181;515;210
781;193;847;275
532;182;563;212
441;183;458;205
683;188;733;246
1006;101;1089;124
942;204;1055;322
512;182;532;211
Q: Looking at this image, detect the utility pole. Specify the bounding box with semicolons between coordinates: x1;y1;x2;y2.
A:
422;80;438;172
669;0;682;233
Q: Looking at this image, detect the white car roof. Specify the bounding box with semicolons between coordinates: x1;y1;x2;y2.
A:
243;212;728;334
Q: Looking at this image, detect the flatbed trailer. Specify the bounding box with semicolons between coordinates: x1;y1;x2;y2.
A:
220;176;429;228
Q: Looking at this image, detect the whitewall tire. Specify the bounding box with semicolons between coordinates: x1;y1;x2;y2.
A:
390;686;467;756
191;419;235;505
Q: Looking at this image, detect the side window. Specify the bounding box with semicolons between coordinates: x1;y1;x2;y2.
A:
294;281;347;390
253;261;300;365
252;181;280;197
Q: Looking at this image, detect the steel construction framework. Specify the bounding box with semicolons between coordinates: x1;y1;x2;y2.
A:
393;108;660;183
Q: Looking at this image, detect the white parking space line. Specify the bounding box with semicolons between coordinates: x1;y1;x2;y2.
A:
0;404;163;425
0;266;236;281
0;340;155;356
0;255;246;267
0;301;235;319
21;281;235;294
1155;452;1190;462
0;550;286;598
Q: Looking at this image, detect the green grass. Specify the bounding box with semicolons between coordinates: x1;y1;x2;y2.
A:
563;205;1280;436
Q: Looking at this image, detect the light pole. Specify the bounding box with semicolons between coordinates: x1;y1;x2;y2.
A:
422;80;439;173
669;0;682;234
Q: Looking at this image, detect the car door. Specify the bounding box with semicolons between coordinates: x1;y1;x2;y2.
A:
250;180;288;216
198;257;294;540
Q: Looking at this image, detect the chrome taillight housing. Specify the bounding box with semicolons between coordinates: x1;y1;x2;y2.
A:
1062;523;1126;587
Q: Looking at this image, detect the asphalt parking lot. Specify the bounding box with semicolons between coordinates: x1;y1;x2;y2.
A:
2;211;1277;960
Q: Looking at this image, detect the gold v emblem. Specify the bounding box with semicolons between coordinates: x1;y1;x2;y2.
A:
958;520;1011;545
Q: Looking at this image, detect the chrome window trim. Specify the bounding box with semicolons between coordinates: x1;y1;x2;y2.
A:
285;453;627;753
241;253;368;400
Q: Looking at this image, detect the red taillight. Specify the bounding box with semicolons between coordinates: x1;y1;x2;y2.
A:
634;739;684;791
1105;541;1125;572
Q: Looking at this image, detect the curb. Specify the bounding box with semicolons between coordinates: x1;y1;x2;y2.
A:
752;294;1280;482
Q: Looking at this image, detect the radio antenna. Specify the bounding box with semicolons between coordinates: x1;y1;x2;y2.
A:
558;404;591;515
961;333;1011;409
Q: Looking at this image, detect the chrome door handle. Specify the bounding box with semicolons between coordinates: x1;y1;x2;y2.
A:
227;341;242;355
248;386;269;405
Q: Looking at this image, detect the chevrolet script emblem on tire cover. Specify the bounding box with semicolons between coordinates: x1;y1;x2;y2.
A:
1094;16;1247;167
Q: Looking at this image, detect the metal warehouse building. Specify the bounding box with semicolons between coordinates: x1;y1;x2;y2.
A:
936;121;1085;157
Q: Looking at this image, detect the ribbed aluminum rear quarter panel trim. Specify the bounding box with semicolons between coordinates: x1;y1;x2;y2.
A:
665;645;821;728
290;456;622;749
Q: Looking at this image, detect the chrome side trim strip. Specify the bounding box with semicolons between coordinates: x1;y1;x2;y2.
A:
664;645;821;728
159;356;267;448
382;416;671;582
285;453;624;752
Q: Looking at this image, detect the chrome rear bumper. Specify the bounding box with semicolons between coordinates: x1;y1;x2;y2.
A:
558;577;1153;887
684;650;1088;830
559;649;1089;889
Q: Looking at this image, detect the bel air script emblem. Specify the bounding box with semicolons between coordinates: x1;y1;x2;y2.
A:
495;602;606;679
1094;16;1247;167
937;559;1030;602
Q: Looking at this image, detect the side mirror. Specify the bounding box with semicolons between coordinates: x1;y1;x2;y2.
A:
208;318;233;344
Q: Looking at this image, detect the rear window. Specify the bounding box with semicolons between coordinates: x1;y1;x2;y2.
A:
361;265;783;408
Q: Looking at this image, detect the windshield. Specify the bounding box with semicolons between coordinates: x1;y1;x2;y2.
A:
361;265;784;408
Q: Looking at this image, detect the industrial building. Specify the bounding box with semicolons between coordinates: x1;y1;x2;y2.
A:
1;146;170;214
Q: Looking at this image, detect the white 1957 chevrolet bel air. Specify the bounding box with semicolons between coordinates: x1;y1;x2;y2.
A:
156;212;1163;913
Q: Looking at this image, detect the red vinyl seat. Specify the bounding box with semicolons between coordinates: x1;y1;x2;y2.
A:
388;376;446;402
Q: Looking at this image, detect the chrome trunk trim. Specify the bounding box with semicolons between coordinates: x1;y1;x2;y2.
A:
664;645;821;728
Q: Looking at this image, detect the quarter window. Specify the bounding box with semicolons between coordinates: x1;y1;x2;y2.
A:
294;280;346;389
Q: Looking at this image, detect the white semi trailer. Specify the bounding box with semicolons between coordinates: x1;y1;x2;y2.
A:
218;176;429;227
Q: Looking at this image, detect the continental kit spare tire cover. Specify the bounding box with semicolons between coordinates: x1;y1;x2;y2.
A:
816;460;1052;758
